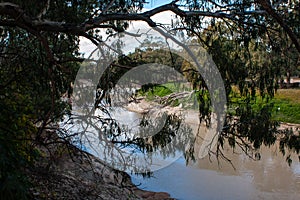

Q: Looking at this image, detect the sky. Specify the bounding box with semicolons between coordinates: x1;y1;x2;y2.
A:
144;0;173;9
79;1;178;57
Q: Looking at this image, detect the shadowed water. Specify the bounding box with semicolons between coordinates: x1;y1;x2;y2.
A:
132;144;300;200
64;105;300;199
122;109;300;200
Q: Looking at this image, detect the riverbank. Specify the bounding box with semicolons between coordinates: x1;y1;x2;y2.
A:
125;97;300;131
124;98;185;116
27;132;173;200
28;96;298;200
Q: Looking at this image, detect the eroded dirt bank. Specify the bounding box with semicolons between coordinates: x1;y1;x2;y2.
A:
28;133;174;200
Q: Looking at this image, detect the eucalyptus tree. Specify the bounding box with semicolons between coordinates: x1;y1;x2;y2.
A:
0;0;299;198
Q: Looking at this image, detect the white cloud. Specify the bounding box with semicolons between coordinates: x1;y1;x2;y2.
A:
79;10;178;57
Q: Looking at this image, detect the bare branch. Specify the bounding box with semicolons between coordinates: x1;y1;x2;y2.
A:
0;2;267;34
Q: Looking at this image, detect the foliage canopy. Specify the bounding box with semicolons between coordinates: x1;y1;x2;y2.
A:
0;0;299;199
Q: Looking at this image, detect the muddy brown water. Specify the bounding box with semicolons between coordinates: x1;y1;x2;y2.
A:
68;105;300;200
131;143;300;200
122;107;300;200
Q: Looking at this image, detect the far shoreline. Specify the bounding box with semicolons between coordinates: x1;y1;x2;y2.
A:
124;97;300;133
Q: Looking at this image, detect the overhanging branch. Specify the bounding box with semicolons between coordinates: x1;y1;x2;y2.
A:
0;2;267;34
0;1;299;54
256;0;300;53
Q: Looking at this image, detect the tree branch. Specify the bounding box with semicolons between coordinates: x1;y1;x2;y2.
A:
37;0;50;19
256;0;300;53
0;1;298;54
0;2;267;34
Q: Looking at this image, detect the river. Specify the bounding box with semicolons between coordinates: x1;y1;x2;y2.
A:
118;105;300;200
131;145;300;200
65;102;300;199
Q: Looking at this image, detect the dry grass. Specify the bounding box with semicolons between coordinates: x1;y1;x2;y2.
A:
273;89;300;124
275;89;300;104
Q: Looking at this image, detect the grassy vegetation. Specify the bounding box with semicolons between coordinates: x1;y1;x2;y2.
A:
138;84;300;124
272;89;300;124
138;85;173;101
137;83;192;100
229;88;300;124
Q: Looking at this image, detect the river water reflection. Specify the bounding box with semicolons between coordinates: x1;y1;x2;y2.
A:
118;108;300;200
67;105;300;199
132;144;300;200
